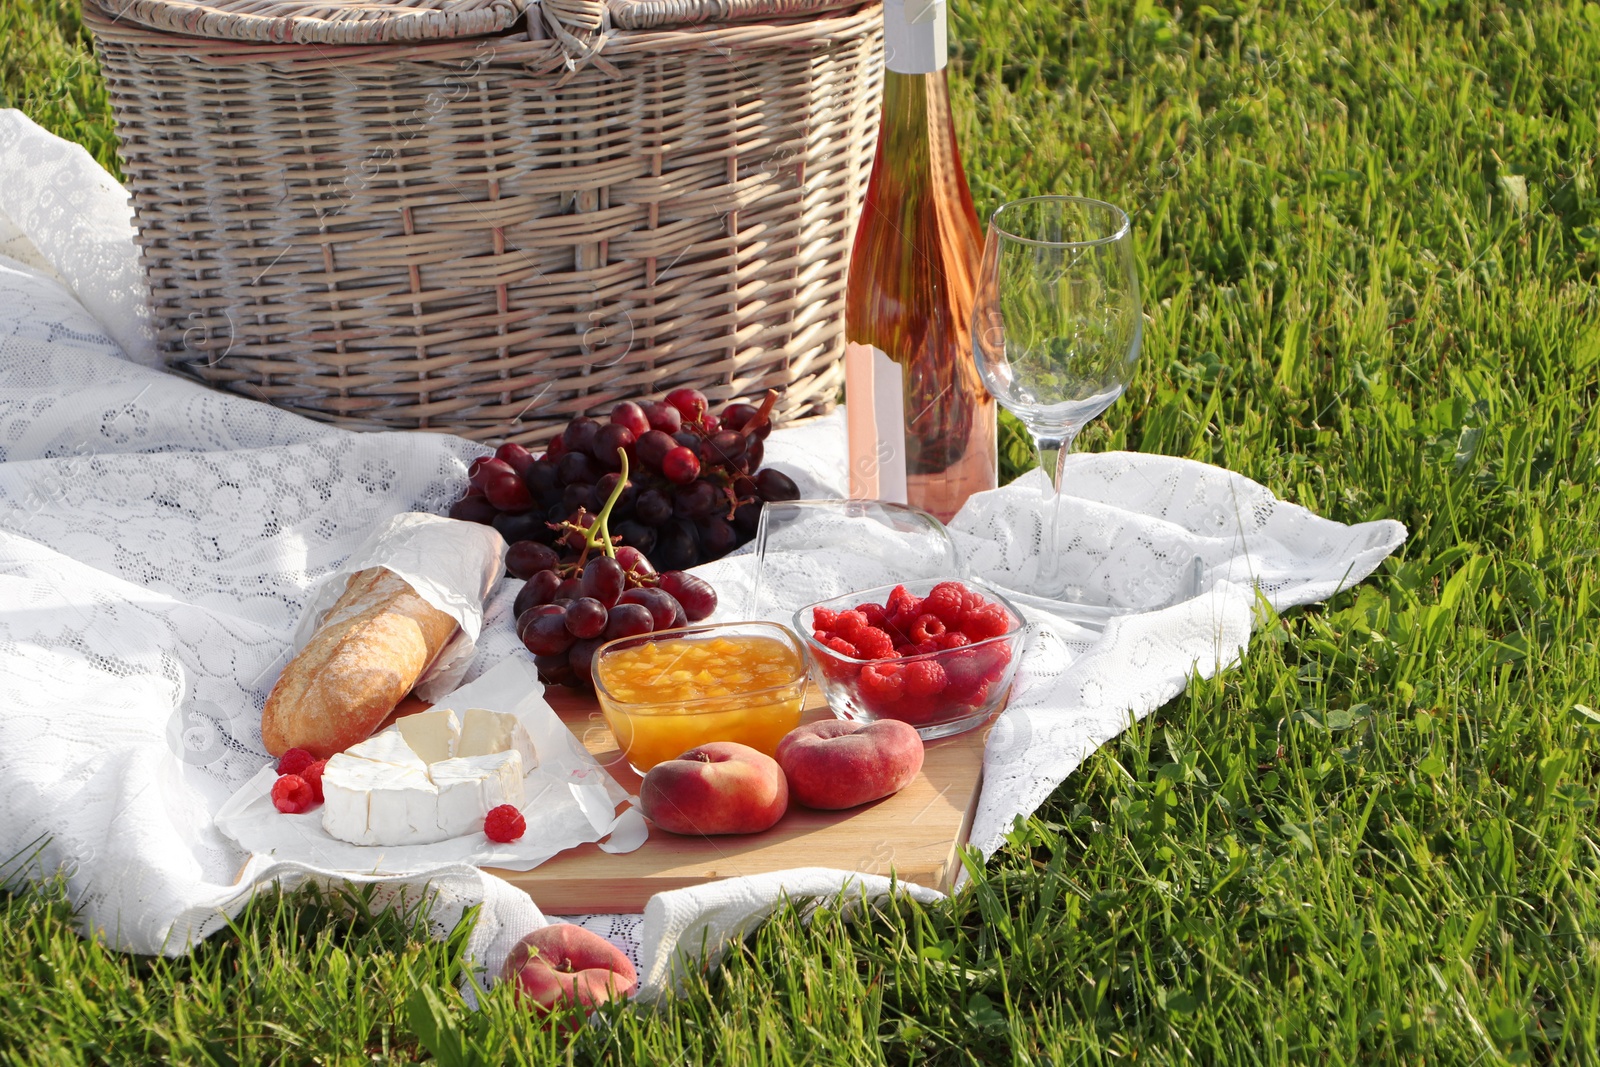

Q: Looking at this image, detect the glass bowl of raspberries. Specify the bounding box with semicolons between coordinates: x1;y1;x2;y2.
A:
795;577;1026;740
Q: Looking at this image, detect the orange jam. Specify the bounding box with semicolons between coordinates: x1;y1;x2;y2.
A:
596;634;806;771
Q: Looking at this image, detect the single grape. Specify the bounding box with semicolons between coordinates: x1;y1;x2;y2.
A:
700;412;722;434
518;605;575;656
591;424;635;470
568;638;603;687
495;442;537;478
557;452;598;486
635;488;672;526
449;494;499;524
614;544;655;580
634;429;676;473
555;576;584;601
492;510;545;544
673;479;719;519
596;473;637;519
672;431;700;451
653;520;701;572
619;586;681;630
642;401;682;434
732;498;763;538
696;516;739;559
565;597;609;639
609;401;651;438
484;469;534;512
613;519;658;556
562;417;600;457
660;570;717;621
523;460;559;498
720;402;758;431
742;436;765;473
506;541;560;580
532;652;575;686
467;456;496;490
754;468;800;502
703;430;747;469
513;569;562;616
563;483;601;515
544;433;567;459
665;387;709;423
662;446;701;485
580;556;626;607
604;602;655;641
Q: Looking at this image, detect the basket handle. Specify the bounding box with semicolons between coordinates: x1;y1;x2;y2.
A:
606;0;863;30
537;0;621;78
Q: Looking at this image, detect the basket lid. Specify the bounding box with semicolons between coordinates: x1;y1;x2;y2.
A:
91;0;527;44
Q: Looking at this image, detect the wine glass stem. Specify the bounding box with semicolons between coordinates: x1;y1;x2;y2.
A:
1035;430;1079;595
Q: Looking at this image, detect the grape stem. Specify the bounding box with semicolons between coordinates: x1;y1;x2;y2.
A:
744;388;779;437
583;447;630;561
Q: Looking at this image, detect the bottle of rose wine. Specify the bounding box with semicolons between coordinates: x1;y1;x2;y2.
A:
844;0;996;522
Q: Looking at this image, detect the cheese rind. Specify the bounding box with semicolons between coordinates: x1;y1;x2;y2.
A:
457;707;539;770
395;708;461;764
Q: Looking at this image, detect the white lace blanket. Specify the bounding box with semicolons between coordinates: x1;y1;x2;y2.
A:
0;111;1406;993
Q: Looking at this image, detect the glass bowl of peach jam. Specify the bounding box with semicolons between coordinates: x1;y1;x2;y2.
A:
592;621;810;774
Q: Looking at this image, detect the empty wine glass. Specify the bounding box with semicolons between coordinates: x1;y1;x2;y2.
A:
971;195;1143;601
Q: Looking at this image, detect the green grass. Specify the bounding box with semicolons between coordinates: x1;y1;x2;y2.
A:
4;0;1600;1062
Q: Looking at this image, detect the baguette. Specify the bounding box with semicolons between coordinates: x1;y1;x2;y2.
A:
262;567;458;759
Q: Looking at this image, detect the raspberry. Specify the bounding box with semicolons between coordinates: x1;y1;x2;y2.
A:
485;804;527;843
915;640;943;655
886;585;923;624
811;607;841;632
858;662;906;709
903;660;948;699
944;648;989;696
852;627;896;660
833;610;871;639
277;748;315;777
822;635;860;659
301;759;327;803
960;605;1013;641
271;774;316;814
859;603;889;629
923;582;968;627
894;643;919;657
910;613;946;643
936;631;970;650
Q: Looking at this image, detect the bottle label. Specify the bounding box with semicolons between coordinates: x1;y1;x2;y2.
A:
883;0;947;76
844;341;909;505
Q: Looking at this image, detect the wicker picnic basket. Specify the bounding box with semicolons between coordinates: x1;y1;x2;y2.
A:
85;0;882;444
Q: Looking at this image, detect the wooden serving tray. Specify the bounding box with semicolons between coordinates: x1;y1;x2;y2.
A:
483;688;989;913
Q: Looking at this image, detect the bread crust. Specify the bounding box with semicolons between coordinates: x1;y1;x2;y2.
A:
262;567;458;758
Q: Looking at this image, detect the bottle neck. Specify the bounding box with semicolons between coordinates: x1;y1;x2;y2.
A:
883;0;948;75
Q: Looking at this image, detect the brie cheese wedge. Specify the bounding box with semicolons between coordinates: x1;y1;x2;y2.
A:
344;729;428;772
458;707;539;770
431;750;524;838
395;708;461;764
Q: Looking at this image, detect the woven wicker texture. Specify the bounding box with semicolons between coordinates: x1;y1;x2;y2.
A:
88;1;882;444
94;0;525;45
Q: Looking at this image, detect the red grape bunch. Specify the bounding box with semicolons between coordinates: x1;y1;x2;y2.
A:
448;387;801;573
506;452;721;690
